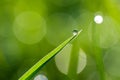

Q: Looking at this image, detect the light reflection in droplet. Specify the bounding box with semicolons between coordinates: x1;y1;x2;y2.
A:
72;29;83;36
73;30;78;36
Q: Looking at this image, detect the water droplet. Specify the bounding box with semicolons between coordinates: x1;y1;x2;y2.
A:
73;30;78;35
34;74;48;80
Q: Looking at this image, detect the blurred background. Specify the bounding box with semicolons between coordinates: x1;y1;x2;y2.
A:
1;0;120;80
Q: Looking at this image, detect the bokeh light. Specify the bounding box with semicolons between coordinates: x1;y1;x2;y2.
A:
13;11;46;44
55;44;72;75
88;15;119;48
1;0;120;80
94;15;103;24
55;44;87;75
99;16;119;48
34;74;48;80
77;48;87;74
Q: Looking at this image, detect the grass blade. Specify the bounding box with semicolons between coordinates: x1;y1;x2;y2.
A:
19;30;82;80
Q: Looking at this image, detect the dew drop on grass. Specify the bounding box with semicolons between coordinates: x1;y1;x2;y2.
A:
34;74;48;80
73;30;78;35
73;29;83;36
46;13;77;46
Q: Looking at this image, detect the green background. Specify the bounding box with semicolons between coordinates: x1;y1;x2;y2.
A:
0;0;120;80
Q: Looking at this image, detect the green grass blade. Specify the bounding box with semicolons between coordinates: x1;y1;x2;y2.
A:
19;30;82;80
